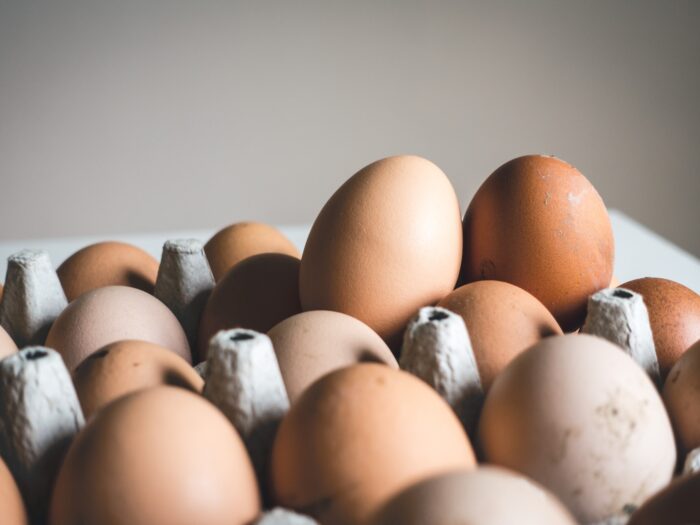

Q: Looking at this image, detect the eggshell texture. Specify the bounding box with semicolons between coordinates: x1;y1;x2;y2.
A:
49;386;260;525
372;466;576;525
478;333;675;523
270;363;476;525
621;277;700;378
437;280;562;390
300;155;463;351
197;253;301;362
57;241;159;301
0;324;18;359
73;339;204;419
205;222;300;282
267;310;398;402
45;286;191;371
0;457;28;525
627;471;700;525
461;155;614;332
662;339;700;454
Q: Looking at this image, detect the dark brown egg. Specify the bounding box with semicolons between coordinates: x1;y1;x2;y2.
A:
437;280;562;390
73;339;204;419
627;471;700;525
204;222;300;282
57;241;159;301
49;386;260;525
461;155;614;332
621;277;700;378
197;253;301;362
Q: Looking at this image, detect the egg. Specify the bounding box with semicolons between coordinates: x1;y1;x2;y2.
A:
73;339;204;419
372;466;576;525
270;363;476;525
0;324;18;359
627;471;700;525
461;155;614;332
620;277;700;378
267;310;398;402
662;339;700;455
300;155;462;351
0;456;28;525
437;280;562;390
45;286;191;371
478;333;675;523
49;386;260;525
57;241;159;301
204;222;300;282
197;253;301;362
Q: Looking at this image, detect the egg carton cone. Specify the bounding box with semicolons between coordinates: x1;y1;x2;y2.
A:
254;508;319;525
589;506;635;525
194;359;208;379
683;447;700;475
203;328;289;498
0;346;84;525
581;288;661;387
154;238;215;351
400;306;484;436
0;249;67;348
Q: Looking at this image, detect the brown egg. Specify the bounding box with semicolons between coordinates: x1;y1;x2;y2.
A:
461;155;614;332
49;386;260;525
57;241;159;301
300;155;462;351
662;339;700;454
627;471;700;525
267;310;398;402
205;222;300;282
45;286;191;371
197;253;301;362
372;466;576;525
478;334;675;523
620;277;700;378
0;324;18;359
437;280;562;390
270;363;476;525
73;339;204;419
0;456;28;525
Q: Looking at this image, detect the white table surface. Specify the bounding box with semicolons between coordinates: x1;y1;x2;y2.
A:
0;209;698;293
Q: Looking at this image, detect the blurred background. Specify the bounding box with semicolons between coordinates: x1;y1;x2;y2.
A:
1;0;698;256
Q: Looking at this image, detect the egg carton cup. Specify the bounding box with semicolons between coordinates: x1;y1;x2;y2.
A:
0;346;84;525
400;306;484;436
581;287;660;387
254;508;319;525
203;328;290;500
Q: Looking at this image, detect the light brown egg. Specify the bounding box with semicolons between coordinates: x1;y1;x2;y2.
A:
204;222;300;282
270;363;476;525
0;324;18;359
437;280;562;390
609;275;621;287
478;334;675;523
267;310;398;402
300;155;462;351
0;456;28;525
73;339;204;419
372;466;576;525
461;155;614;332
57;241;159;301
662;339;700;454
45;286;191;371
620;277;700;378
197;253;301;362
49;386;260;525
627;470;700;525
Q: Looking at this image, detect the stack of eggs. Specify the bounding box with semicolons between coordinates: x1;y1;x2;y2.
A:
0;154;699;525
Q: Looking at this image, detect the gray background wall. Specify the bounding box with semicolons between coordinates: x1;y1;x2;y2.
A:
1;1;698;256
